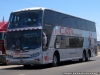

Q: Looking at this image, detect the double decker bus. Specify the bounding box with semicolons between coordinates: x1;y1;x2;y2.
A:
5;7;97;67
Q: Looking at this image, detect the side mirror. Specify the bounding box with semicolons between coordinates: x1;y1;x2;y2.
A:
43;32;47;45
43;32;47;50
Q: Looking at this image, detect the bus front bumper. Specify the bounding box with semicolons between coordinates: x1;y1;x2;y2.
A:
6;58;42;65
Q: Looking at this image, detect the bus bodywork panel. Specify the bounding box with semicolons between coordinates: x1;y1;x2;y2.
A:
42;26;97;64
6;48;43;65
51;26;97;58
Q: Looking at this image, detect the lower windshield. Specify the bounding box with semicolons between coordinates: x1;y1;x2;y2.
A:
8;10;42;29
22;30;41;49
6;30;41;50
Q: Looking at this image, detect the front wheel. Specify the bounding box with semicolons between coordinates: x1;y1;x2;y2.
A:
23;64;31;68
52;54;59;67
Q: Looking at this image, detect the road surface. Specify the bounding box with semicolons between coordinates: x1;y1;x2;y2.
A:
0;56;100;75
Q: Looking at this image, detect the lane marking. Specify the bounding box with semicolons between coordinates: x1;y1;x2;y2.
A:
19;74;26;75
0;65;22;69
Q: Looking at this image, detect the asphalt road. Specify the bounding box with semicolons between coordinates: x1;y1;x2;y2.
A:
0;56;100;75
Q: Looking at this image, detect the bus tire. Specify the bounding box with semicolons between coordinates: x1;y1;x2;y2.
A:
79;52;86;62
52;54;59;67
23;65;31;68
86;51;90;61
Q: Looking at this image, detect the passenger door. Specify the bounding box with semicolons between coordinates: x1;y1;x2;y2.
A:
42;50;49;64
42;32;49;64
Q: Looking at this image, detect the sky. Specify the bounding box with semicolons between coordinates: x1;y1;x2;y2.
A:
0;0;100;40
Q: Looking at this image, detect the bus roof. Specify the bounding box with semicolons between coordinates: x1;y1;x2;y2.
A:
12;7;46;12
12;7;95;23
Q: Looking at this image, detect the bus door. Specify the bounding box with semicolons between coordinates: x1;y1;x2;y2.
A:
42;32;49;64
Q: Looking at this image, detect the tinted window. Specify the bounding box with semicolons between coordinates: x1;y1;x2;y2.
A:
75;37;79;47
54;35;66;49
69;37;83;47
44;10;64;26
87;21;90;31
69;17;77;29
89;22;92;31
91;22;96;32
79;37;84;47
77;19;82;29
8;10;42;29
52;12;57;25
69;17;72;28
6;30;41;50
74;18;78;29
57;13;62;26
87;22;95;32
81;20;85;30
69;37;84;47
84;20;87;30
59;13;65;26
69;37;76;47
22;30;41;49
44;10;53;24
55;35;84;48
62;15;70;27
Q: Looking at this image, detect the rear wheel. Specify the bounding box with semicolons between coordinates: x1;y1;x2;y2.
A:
79;52;86;62
52;54;59;67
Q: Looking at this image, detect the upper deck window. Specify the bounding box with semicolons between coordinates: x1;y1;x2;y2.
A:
8;10;42;29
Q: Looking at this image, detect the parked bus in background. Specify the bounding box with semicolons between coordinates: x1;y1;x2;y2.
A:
5;7;97;67
0;18;8;64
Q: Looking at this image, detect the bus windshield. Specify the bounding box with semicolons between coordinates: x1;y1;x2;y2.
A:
22;30;41;50
6;30;41;50
8;10;42;29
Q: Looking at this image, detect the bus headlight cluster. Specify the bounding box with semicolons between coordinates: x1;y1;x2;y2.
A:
31;52;40;57
6;54;13;58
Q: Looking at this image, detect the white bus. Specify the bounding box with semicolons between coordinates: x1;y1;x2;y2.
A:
5;7;97;67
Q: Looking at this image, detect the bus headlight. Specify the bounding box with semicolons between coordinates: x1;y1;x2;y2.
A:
31;52;40;57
